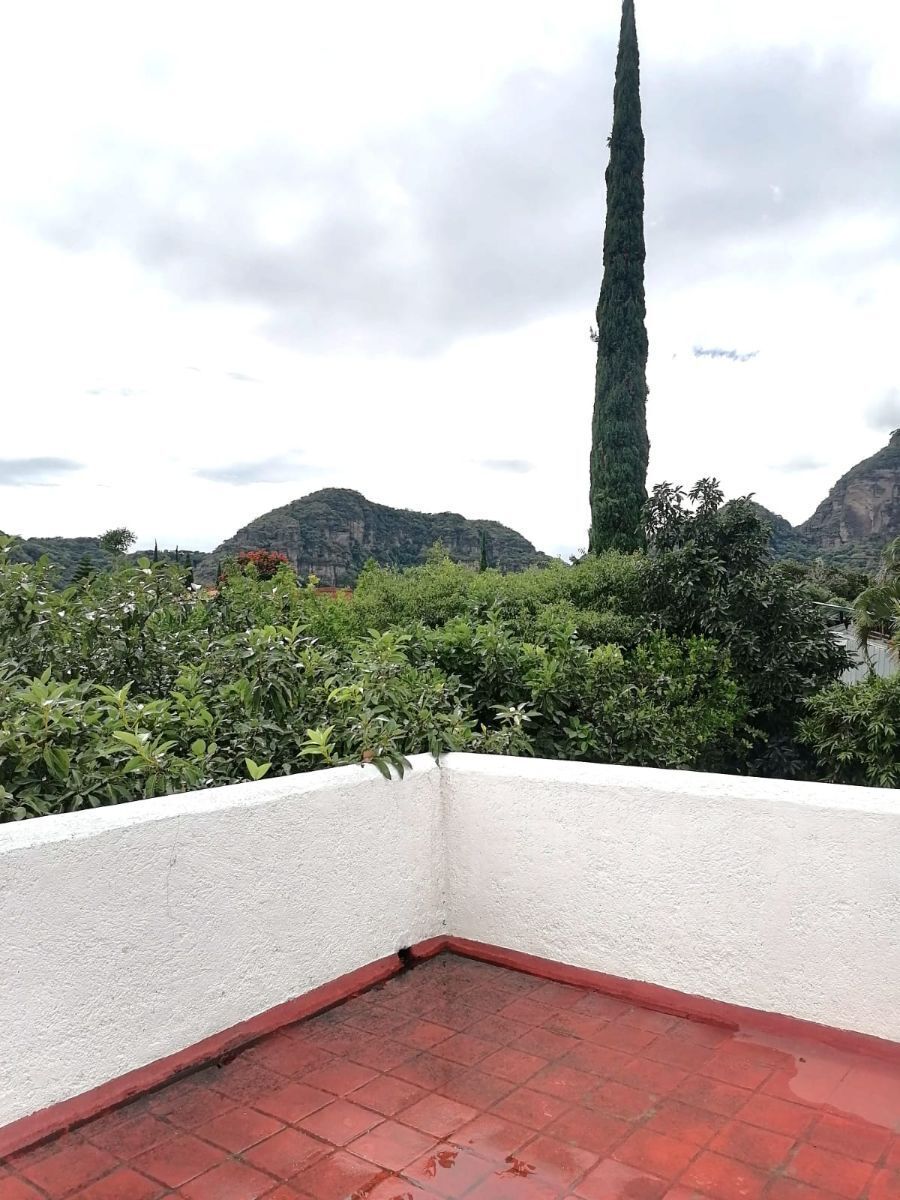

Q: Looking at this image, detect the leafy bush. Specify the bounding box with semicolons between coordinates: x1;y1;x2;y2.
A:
642;481;850;774
234;549;292;579
800;675;900;788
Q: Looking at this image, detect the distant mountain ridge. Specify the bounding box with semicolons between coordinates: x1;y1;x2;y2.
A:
195;488;550;585
752;430;900;570
2;536;203;586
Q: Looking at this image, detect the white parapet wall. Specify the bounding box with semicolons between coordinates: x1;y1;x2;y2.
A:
0;758;444;1131
2;753;899;1131
444;755;900;1045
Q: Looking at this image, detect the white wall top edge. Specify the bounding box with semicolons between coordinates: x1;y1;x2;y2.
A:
2;752;897;855
443;753;900;815
0;754;441;851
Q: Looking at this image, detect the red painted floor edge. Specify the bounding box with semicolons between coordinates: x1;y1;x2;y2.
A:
4;933;897;1159
444;937;900;1066
0;950;404;1160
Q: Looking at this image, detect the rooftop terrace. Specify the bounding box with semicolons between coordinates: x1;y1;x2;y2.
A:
4;951;900;1199
2;755;899;1198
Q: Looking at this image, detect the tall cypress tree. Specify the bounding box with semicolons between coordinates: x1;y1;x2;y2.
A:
589;0;649;554
479;530;488;572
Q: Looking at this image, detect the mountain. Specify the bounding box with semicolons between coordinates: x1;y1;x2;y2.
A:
195;488;551;585
749;431;900;570
798;430;900;568
2;536;204;586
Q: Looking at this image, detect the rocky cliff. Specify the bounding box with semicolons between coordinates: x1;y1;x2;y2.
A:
195;488;550;585
744;431;900;570
798;430;900;565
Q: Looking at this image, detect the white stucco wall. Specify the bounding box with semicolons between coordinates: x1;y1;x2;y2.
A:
2;753;899;1132
444;755;900;1044
0;758;444;1130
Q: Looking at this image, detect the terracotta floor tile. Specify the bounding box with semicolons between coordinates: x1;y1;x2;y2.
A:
362;1175;437;1199
529;982;588;1009
156;1086;236;1130
610;1056;688;1096
348;1119;436;1170
451;1114;532;1162
527;1063;596;1102
132;1133;225;1187
180;1159;286;1200
349;1073;427;1116
786;1143;875;1199
14;957;900;1200
291;1150;384;1200
248;1034;331;1076
641;1036;716;1073
19;1142;118;1198
619;1008;680;1035
392;1018;456;1050
391;1052;466;1091
517;1133;599;1188
613;1128;699;1181
440;1068;516;1110
586;1080;655;1121
349;1037;419;1072
807;1113;892;1164
405;1144;496;1196
480;1047;548;1084
870;1168;900;1200
469;985;529;1015
542;1011;606;1041
681;1150;768;1200
513;1027;579;1060
700;1053;773;1091
644;1100;727;1147
545;1106;631;1156
671;1073;753;1117
574;1156;668;1200
84;1112;174;1158
736;1093;816;1138
667;1019;733;1048
207;1061;286;1104
0;1180;46;1200
243;1127;330;1177
490;1087;569;1131
590;1022;659;1055
297;1097;383;1146
300;1059;378;1095
430;1032;496;1066
497;998;556;1027
768;1178;846;1200
67;1168;161;1200
249;1079;332;1123
193;1105;284;1152
562;1041;632;1077
708;1120;794;1170
400;1094;478;1139
342;1004;409;1037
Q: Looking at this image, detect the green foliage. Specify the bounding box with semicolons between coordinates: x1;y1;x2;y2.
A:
852;536;900;654
1;490;881;822
643;480;850;774
800;675;900;787
99;527;137;556
589;0;649;554
72;554;95;583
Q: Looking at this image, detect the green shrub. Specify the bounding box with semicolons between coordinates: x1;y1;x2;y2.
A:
799;675;900;788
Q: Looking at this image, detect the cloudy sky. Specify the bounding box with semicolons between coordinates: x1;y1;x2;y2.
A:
2;1;899;558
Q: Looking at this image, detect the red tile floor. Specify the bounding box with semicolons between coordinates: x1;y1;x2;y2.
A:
3;954;900;1200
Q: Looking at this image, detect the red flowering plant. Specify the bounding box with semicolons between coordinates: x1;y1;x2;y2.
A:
235;550;291;580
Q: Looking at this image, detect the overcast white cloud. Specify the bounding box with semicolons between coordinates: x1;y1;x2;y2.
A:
1;0;898;558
